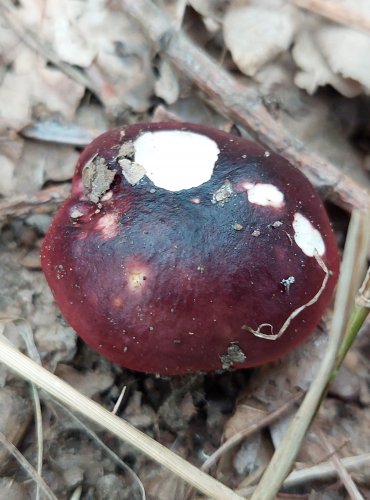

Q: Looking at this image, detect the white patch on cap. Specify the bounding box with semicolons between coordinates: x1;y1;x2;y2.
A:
126;266;150;292
293;213;325;257
95;213;119;240
242;182;284;208
133;130;220;191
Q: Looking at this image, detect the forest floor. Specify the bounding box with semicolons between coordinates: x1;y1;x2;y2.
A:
0;1;370;499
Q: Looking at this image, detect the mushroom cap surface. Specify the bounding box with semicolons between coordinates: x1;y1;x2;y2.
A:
41;122;340;375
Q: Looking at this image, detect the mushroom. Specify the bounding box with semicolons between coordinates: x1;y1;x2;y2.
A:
41;122;340;375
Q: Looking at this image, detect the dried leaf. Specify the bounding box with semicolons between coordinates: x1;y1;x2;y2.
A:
55;364;114;399
0;71;33;131
0;154;16;196
21;118;97;147
293;29;361;97
317;24;370;94
0;49;84;132
154;59;180;105
223;4;298;77
10;141;77;196
188;0;227;22
41;1;95;67
38;2;155;112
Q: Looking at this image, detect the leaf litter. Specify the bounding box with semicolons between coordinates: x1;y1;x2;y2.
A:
0;0;370;498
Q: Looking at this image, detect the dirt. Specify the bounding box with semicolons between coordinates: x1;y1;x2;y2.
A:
82;156;116;204
0;1;370;499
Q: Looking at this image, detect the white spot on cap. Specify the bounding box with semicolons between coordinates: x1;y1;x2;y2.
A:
124;264;150;292
242;182;284;208
95;213;119;240
134;130;220;191
293;213;325;257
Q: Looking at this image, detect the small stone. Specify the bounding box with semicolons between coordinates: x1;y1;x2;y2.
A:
70;208;84;219
232;223;243;231
220;343;246;370
271;221;283;228
212;180;234;205
252;229;261;237
281;276;295;294
82;156;115;203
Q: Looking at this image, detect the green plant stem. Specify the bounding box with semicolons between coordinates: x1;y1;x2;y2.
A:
332;304;369;381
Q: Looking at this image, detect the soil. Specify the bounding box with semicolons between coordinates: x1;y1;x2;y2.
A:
1;1;370;499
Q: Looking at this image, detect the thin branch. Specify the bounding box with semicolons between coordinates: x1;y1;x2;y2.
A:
121;0;370;213
283;453;370;488
291;0;370;33
201;392;303;473
316;429;364;500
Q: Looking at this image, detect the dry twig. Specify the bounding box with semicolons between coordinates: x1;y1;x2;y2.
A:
201;392;303;473
121;0;369;213
283;453;370;489
316;429;364;500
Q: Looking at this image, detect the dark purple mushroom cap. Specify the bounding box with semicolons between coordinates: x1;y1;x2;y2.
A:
41;122;340;375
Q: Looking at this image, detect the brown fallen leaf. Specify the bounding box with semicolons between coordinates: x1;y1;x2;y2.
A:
223;3;299;77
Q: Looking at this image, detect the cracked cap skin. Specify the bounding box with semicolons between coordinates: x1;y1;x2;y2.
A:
41;122;340;375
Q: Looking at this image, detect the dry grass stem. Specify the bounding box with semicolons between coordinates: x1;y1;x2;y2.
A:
317;429;364;500
0;339;243;500
46;398;146;500
357;267;370;308
0;319;44;500
0;318;145;500
31;383;43;500
283;453;370;488
0;430;57;500
201;392;303;473
345;217;370;306
112;385;127;415
250;209;369;500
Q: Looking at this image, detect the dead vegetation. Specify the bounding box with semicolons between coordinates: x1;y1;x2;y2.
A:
1;0;370;499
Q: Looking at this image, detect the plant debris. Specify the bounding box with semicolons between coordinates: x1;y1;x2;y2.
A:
0;0;370;498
